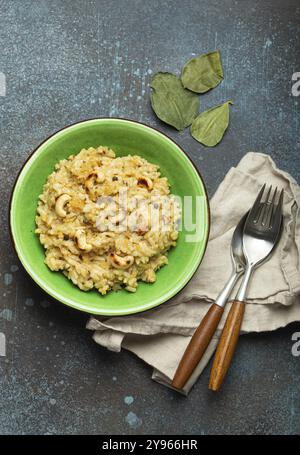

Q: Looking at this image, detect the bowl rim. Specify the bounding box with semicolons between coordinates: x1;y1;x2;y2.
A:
9;117;210;316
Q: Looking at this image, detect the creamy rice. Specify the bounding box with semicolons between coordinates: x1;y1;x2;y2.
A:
35;146;179;295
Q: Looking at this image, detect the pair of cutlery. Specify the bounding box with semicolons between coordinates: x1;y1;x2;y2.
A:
172;184;283;391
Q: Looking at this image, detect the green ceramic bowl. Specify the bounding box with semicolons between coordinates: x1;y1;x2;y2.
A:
10;118;209;316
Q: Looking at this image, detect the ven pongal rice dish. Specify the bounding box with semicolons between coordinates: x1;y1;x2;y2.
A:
35;146;180;295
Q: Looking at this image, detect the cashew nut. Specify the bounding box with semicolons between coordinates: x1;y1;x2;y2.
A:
108;253;134;269
75;229;92;252
85;175;94;191
137;176;153;191
85;170;105;190
95;169;105;183
55;194;71;217
129;207;149;235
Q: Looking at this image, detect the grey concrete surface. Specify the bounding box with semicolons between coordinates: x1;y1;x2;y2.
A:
0;0;299;435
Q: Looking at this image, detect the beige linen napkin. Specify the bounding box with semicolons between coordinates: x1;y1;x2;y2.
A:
87;152;300;394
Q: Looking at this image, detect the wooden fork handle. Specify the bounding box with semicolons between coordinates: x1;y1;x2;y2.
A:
172;303;224;390
209;300;245;391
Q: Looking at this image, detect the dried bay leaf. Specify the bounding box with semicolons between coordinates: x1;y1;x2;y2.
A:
191;101;233;147
150;72;200;131
181;50;224;93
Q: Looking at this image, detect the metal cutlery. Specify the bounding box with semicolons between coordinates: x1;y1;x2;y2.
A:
209;184;283;391
172;212;248;390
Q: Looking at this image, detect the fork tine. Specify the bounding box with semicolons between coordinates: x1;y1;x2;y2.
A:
265;187;277;227
252;184;266;223
257;185;272;226
257;183;266;202
278;188;284;208
276;189;284;214
271;188;284;229
259;185;274;225
257;184;275;226
272;187;278;204
265;185;272;203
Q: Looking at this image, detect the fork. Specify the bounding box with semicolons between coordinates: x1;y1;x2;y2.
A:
209;184;283;391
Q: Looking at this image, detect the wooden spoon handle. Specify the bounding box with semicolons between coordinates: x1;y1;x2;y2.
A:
172;303;224;390
209;300;245;391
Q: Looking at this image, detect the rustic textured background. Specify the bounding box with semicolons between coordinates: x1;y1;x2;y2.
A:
0;0;299;434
